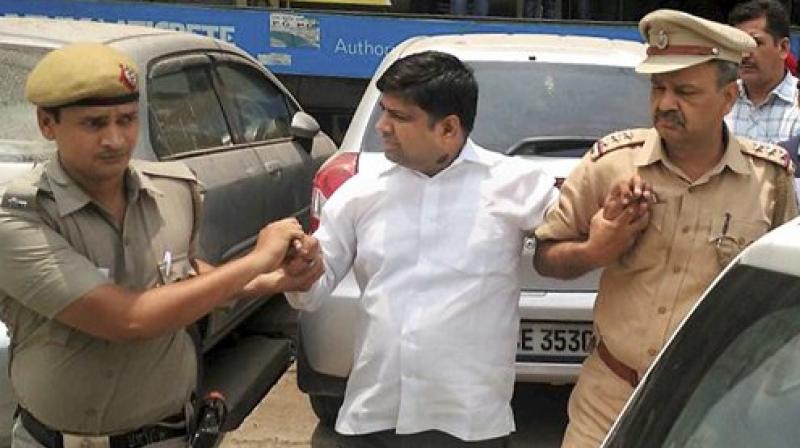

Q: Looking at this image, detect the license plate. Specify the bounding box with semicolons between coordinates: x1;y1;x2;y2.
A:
517;320;593;359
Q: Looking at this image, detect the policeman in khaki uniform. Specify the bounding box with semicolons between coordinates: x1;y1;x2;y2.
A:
0;43;321;448
533;10;799;447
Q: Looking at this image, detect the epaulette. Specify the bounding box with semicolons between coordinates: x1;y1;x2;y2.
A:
740;140;795;174
0;180;38;211
590;128;650;161
133;159;197;182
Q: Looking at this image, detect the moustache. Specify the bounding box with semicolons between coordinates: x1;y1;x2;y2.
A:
654;110;686;128
97;151;127;160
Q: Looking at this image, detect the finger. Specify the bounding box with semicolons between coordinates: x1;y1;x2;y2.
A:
629;210;651;232
603;198;625;220
629;175;642;199
604;184;629;220
617;181;634;206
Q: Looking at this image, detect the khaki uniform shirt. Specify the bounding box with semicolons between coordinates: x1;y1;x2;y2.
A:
535;128;798;376
0;156;201;434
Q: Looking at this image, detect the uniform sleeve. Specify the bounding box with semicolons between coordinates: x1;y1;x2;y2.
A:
0;208;109;319
772;169;799;228
285;179;358;312
534;153;603;241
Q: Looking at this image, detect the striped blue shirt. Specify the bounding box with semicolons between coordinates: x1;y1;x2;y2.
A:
725;71;800;144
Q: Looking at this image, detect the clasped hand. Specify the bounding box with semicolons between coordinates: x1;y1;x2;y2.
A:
587;175;657;267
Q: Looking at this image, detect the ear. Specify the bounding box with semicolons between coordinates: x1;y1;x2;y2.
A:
721;81;739;116
778;37;790;59
438;114;463;140
36;108;57;141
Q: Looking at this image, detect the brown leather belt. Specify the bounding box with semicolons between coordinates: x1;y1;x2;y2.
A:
596;341;639;388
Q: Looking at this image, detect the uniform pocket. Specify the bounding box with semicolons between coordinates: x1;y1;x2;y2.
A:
708;216;768;268
46;323;72;346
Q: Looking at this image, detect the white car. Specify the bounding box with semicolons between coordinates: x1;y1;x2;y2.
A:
296;33;652;425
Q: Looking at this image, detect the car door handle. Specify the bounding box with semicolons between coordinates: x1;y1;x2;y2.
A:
263;161;282;176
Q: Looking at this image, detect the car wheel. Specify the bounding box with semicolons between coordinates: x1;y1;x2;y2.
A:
308;394;343;428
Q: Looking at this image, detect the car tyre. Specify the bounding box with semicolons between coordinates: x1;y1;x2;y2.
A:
309;394;343;428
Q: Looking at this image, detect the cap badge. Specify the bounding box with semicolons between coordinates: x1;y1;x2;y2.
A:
656;29;669;50
118;63;137;92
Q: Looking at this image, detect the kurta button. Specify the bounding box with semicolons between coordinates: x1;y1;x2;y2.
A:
672;265;681;274
657;306;667;314
681;226;690;234
648;348;657;356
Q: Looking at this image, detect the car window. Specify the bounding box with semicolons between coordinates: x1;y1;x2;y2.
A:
663;307;800;448
215;61;294;143
0;44;54;162
363;61;650;154
605;265;800;448
148;60;232;158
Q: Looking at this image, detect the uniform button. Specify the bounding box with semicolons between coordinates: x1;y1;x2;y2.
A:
673;265;681;274
648;348;658;356
657;306;667;314
681;226;690;234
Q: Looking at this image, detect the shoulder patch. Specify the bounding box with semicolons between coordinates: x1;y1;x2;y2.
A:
0;180;38;211
590;128;650;161
133;159;197;182
740;140;795;174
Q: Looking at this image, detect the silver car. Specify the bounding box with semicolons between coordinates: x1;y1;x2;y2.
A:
297;33;652;425
0;17;336;445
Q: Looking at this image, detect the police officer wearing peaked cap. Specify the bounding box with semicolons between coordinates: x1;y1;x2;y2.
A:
0;42;321;448
533;10;798;447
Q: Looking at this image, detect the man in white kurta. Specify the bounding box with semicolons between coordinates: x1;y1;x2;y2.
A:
288;50;557;447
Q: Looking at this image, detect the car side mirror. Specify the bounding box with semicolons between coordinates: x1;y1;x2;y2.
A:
290;111;320;140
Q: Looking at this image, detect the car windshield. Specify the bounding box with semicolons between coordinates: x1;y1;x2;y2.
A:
362;60;651;154
663;306;800;447
605;265;800;448
0;44;55;163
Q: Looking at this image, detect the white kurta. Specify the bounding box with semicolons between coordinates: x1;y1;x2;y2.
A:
288;140;558;441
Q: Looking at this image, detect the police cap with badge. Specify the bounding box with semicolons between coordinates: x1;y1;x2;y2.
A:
25;42;139;108
2;43;140;211
635;9;756;74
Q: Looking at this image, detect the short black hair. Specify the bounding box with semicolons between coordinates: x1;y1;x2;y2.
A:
715;60;740;88
729;0;790;41
376;50;478;134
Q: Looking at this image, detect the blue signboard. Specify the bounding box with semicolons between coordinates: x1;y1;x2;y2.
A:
0;0;648;78
3;0;799;79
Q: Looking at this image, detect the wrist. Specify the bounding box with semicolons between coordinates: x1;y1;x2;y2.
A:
578;239;606;270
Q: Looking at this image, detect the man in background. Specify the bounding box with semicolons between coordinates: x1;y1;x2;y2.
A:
726;0;800;143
